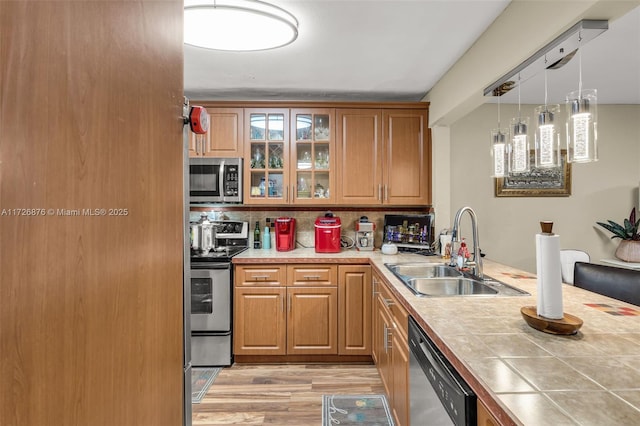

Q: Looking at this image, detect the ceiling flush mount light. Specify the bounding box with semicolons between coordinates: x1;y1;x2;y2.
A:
566;34;598;163
490;93;510;178
184;0;299;51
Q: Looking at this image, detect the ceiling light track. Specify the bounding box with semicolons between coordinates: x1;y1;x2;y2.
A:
484;19;608;97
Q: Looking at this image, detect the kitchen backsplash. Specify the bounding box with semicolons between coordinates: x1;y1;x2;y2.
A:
189;208;432;249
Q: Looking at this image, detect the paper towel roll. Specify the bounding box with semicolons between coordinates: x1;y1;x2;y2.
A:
536;233;564;319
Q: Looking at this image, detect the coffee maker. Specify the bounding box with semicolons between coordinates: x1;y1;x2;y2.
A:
275;217;296;251
355;216;375;251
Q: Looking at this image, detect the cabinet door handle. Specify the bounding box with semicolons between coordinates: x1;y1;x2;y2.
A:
285;185;288;202
384;185;389;201
383;325;388;353
372;278;379;296
387;327;393;350
378;184;382;201
303;275;321;280
281;295;284;312
251;275;270;280
383;298;394;307
288;294;292;313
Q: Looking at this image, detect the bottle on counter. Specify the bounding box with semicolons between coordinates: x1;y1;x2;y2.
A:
262;226;271;249
456;238;470;268
254;221;261;249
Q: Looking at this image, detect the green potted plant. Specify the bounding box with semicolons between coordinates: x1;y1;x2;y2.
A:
596;207;640;262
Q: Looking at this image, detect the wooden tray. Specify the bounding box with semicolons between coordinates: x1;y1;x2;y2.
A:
520;306;583;335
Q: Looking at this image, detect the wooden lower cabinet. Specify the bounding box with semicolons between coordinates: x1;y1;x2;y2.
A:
390;330;410;426
338;265;372;355
477;400;500;426
235;264;348;357
373;270;410;426
234;286;286;355
287;286;338;354
374;293;393;393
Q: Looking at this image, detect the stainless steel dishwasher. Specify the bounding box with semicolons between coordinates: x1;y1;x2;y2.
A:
408;316;476;425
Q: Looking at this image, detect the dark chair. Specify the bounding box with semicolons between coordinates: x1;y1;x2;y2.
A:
573;262;640;306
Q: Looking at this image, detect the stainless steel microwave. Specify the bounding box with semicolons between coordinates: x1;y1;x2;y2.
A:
189;158;243;204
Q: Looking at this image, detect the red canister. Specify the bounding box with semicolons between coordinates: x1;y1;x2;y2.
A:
314;215;341;253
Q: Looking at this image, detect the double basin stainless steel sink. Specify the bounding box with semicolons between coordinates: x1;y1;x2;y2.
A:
384;263;529;297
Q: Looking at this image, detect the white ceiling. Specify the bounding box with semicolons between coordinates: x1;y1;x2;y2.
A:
184;1;640;105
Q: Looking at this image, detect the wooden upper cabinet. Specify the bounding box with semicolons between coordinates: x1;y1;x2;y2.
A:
290;108;336;204
383;109;430;205
244;108;290;205
335;109;383;204
336;107;430;206
189;107;244;157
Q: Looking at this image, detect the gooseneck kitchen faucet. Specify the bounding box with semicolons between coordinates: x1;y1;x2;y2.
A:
449;206;483;279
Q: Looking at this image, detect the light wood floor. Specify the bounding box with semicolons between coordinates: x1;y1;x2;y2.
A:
192;363;385;425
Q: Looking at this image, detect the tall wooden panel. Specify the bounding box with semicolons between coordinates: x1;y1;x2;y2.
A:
338;265;372;355
0;1;184;425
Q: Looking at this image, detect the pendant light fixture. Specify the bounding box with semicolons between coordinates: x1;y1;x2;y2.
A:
509;74;530;175
490;92;510;178
566;32;598;163
534;65;561;169
184;0;299;51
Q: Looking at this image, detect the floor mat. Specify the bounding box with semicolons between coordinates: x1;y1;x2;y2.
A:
322;394;394;425
191;367;221;404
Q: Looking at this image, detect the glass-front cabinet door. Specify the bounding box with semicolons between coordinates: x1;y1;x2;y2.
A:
244;109;289;204
290;108;335;204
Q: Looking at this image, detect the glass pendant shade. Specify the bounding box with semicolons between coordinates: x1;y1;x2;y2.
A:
509;117;530;174
534;104;561;168
490;128;510;178
566;89;598;163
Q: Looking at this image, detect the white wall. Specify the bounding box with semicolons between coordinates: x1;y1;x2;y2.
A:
449;103;640;273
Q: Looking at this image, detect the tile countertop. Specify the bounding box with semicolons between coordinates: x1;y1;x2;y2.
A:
233;248;640;426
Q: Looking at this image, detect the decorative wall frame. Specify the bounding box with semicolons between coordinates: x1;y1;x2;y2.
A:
495;150;572;197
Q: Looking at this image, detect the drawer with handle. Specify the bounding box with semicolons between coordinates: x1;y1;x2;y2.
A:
288;265;337;286
235;265;286;286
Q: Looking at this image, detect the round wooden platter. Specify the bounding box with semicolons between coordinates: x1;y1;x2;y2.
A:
520;306;583;335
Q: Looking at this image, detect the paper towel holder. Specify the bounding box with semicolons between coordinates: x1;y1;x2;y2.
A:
521;306;583;335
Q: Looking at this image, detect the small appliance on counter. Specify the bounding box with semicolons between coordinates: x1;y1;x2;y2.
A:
355;216;375;251
383;213;435;255
275;217;296;251
315;212;341;253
